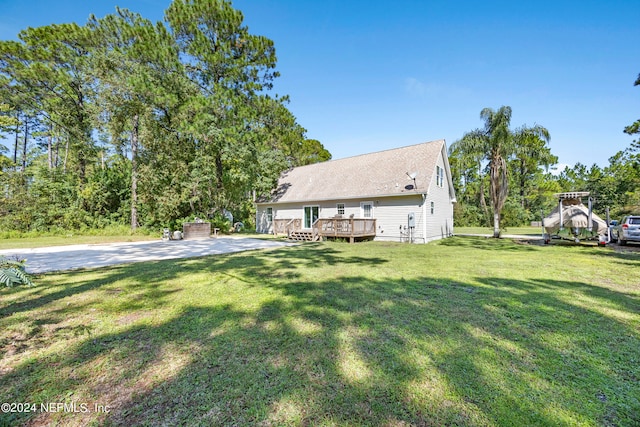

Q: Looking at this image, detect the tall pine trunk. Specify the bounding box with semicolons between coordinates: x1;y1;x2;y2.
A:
130;114;139;230
47;125;53;170
53;134;60;169
77;92;87;184
21;119;28;173
13;116;19;167
63;137;69;174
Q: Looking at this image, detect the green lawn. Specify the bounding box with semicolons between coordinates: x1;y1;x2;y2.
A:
455;226;544;236
1;238;638;426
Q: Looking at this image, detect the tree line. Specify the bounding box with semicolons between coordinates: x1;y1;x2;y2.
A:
1;0;637;237
450;98;640;236
0;0;330;235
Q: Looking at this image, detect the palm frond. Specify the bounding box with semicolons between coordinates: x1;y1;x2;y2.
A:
0;268;21;287
0;256;35;287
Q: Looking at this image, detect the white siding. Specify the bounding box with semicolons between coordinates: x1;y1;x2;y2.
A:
257;201;363;233
422;151;454;242
257;193;452;242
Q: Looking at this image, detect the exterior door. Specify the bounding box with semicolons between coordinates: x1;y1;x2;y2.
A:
304;206;319;228
360;202;373;218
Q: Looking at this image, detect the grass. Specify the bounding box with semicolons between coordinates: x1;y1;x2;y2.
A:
0;238;639;426
455;226;544;236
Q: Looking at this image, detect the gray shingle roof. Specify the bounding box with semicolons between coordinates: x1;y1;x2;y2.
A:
260;139;448;204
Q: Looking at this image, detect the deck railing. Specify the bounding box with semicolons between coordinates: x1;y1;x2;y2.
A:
272;218;302;236
273;217;376;242
314;218;377;242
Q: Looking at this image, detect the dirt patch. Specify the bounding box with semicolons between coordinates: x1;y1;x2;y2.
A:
512;237;640;253
610;243;640;253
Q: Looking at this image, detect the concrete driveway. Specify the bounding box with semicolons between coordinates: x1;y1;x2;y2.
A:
0;237;293;274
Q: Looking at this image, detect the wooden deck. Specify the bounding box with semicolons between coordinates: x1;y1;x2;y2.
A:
273;218;376;243
273;218;303;237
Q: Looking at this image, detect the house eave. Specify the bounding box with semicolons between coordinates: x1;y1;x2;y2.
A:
255;192;425;205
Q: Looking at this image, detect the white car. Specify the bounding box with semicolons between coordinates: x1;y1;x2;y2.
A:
616;215;640;245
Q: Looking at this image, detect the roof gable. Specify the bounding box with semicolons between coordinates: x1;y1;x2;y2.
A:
261;139;452;204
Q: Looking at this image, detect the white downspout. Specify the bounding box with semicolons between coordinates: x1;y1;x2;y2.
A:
422;193;428;243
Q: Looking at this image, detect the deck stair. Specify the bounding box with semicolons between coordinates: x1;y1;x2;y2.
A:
288;230;318;242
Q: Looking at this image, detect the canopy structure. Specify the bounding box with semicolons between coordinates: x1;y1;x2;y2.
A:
543;196;608;237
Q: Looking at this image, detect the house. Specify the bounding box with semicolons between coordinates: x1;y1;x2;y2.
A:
255;139;457;243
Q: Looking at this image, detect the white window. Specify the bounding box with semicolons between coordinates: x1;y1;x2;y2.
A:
304;206;319;228
337;203;345;215
266;207;273;223
360;201;373;218
436;165;445;187
430;201;435;214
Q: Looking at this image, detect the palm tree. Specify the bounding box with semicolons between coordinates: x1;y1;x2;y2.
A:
453;106;512;237
623;73;640;143
453;106;550;238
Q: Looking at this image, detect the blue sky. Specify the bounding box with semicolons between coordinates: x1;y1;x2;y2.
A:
1;0;639;170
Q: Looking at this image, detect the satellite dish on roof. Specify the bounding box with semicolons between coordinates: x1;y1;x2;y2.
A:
405;172;418;190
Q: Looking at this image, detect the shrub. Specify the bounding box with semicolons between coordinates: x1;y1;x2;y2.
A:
210;214;232;233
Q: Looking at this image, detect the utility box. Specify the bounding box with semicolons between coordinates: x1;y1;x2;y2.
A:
408;212;416;228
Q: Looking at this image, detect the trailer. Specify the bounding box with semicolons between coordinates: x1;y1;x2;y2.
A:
542;192;609;245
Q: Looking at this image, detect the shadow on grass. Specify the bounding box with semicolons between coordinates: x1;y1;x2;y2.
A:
591;247;640;266
1;243;639;426
0;261;186;319
449;234;640;268
440;236;540;251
